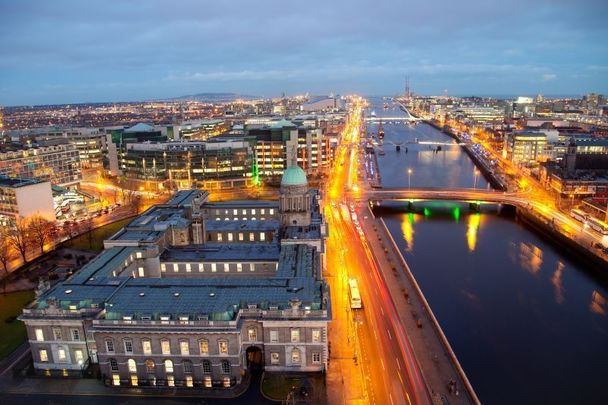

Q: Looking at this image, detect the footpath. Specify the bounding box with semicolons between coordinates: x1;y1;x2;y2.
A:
358;204;480;405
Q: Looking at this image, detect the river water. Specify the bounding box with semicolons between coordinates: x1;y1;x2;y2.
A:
368;98;608;404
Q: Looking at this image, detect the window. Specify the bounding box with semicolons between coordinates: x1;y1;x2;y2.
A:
142;340;152;355
128;359;137;373
130;375;138;386
167;375;175;387
183;360;193;373
198;263;204;272
218;340;228;354
217;233;223;242
291;329;300;343
180;340;190;355
74;350;84;364
124;340;133;354
39;349;48;362
242;209;247;215
161;263;166;272
269;209;275;215
185;263;191;273
271;352;279;365
202;360;211;373
110;358;118;372
260;232;265;241
160;315;170;325
248;328;257;341
71;329;80;341
238;232;244;241
261;209;265;215
138;267;144;277
223;377;231;387
228;232;233;242
106;339;115;353
312;352;321;364
145;359;155;373
233;209;238;216
223;263;229;272
221;360;231;374
237;263;242;272
199;340;209;354
164;359;174;373
291;349;300;364
57;347;67;362
249;233;255;241
173;263;178;272
112;374;120;386
270;330;279;343
136;251;143;259
35;328;44;342
312;329;321;343
52;328;62;341
161;340;171;355
204;376;212;387
186;375;193;387
211;263;217;272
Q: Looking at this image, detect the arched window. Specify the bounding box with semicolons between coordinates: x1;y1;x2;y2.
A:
109;358;118;372
183;360;193;374
164;359;174;373
127;358;137;373
221;360;230;374
202;360;211;373
145;359;155;373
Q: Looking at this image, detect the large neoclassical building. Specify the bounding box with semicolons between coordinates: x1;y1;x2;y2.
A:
20;165;330;389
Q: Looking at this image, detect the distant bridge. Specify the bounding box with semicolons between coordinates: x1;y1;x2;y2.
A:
365;116;419;122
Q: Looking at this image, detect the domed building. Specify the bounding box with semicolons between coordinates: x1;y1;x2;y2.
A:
279;165;312;227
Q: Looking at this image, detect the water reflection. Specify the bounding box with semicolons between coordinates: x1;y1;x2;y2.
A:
518;242;544;275
466;213;481;252
590;290;607;316
550;261;565;304
401;212;415;252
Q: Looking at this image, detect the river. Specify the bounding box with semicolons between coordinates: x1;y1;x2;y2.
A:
367;97;608;404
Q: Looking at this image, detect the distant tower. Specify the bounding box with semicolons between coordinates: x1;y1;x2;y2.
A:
404;76;411;100
565;137;577;175
279;165;311;227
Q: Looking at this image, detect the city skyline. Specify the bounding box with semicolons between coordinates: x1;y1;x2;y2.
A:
1;0;607;106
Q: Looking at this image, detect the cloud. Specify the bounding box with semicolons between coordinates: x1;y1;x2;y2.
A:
542;73;557;81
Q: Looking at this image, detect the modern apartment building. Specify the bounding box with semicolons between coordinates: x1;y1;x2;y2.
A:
20;165;330;389
503;131;547;165
0;176;55;226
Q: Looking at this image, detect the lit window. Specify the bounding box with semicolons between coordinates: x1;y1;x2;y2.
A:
233;209;238;215
271;352;279;365
180;341;190;355
211;263;217;272
39;349;48;362
138;267;144;277
57;347;67;362
261;209;265;215
199;340;209;354
251;209;256;215
164;359;174;373
128;359;137;373
35;328;44;342
218;340;228;354
223;377;231;387
112;374;120;386
145;359;155;373
160;315;170;325
260;232;265;241
167;375;175;387
186;375;193;387
131;375;138;386
249;233;255;242
238;232;244;241
202;360;211;373
173;263;178;272
228;233;233;242
110;358;118;371
74;350;84;364
52;328;62;341
161;340;171;355
136;252;143;259
312;329;321;343
204;375;212;387
237;263;242;272
291;329;300;343
291;349;300;364
124;340;133;354
312;352;321;364
198;263;204;272
223;263;229;272
217;233;223;242
270;330;279;343
142;340;152;355
71;329;80;341
185;263;191;272
248;328;257;341
221;360;230;374
242;209;247;215
269;209;274;215
161;263;166;272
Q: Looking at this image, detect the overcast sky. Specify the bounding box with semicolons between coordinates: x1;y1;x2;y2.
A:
0;0;607;105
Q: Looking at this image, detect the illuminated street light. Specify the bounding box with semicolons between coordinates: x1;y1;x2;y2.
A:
408;168;413;190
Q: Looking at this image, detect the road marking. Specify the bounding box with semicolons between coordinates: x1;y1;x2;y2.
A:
406;392;412;405
373;328;378;340
397;370;404;386
389;393;394;405
396;358;401;370
387;329;392;340
380;307;384;316
380;358;385;371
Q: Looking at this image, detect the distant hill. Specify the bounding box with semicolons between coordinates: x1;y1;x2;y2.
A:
169;92;259;102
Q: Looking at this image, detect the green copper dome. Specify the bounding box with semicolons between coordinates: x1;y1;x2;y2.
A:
281;165;307;187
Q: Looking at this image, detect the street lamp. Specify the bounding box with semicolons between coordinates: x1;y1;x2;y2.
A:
407;168;413;190
473;169;479;190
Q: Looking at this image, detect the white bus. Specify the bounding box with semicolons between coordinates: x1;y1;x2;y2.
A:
588;217;608;235
570;209;589;223
348;278;362;309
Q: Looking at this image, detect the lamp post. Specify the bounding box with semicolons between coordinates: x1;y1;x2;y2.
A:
408;168;412;190
473;169;479;190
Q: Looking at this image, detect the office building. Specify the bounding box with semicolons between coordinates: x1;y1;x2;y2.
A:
0;176;55;226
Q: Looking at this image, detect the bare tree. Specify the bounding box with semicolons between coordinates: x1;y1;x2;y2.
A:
132;195;143;214
7;218;30;263
0;226;12;277
82;216;95;249
28;215;54;254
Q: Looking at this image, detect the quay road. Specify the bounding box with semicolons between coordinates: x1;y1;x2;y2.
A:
325;98;456;404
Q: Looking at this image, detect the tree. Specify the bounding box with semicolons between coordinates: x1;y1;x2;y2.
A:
28;215;54;254
7;218;30;263
0;226;12;277
81;216;95;249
